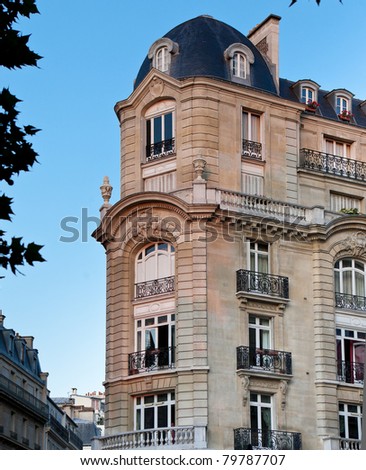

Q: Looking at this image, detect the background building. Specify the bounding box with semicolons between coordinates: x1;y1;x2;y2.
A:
93;14;366;450
0;312;82;450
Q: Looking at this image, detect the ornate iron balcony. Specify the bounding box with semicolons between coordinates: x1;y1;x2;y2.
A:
129;346;175;374
237;346;292;375
234;428;301;450
236;270;289;299
135;276;175;299
335;292;366;311
146;138;175;161
300;148;366;182
242;139;263;161
337;360;364;384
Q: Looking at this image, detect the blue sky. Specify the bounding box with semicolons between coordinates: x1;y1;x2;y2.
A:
1;0;365;397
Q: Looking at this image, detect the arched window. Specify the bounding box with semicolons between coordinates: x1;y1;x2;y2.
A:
334;259;366;296
156;46;169;72
232;52;246;79
135;242;175;298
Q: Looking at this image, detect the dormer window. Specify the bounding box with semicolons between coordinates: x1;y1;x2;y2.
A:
156;47;169;73
232;52;246;79
224;43;254;83
301;86;314;104
336;96;349;115
148;38;179;74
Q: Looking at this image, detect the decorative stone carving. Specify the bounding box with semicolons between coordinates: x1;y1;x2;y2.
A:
341;231;366;258
100;176;113;205
149;77;164;97
193;157;207;181
240;374;250;407
280;380;288;410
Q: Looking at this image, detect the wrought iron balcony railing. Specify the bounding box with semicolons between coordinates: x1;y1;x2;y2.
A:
242;139;263;161
146;138;175;161
236;270;289;299
337;360;364;384
335;292;366;311
237;346;292;375
135;276;175;299
234;428;301;450
299;148;366;182
129;346;175;374
0;373;48;419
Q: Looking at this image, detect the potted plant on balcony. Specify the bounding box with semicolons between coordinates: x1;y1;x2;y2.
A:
338;109;353;121
305;100;319;113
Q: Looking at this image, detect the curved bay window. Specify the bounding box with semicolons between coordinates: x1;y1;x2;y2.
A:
336;328;365;384
334;259;366;311
135;242;175;299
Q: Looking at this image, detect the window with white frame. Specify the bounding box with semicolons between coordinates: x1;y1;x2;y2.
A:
336;328;365;384
339;403;362;441
136;243;175;283
249;315;272;368
336;96;349;115
325;138;351;158
232;52;246;79
301;86;314;104
334;259;366;298
148;37;179;75
146;110;174;161
250;393;273;448
135;392;175;430
242;110;262;160
135;314;175;368
249;241;269;273
224;43;254;83
155;46;169;72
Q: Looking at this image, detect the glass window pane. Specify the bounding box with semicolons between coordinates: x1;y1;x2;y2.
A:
261;395;271;404
164;113;173;140
348;416;359;439
144;407;154;429
154;116;162;143
157;405;168;428
144;395;154;404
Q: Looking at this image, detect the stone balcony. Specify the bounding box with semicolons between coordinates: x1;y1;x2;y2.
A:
91;426;207;450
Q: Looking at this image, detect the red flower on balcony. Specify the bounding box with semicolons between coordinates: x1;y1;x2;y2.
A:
338;109;353;121
305;100;319;112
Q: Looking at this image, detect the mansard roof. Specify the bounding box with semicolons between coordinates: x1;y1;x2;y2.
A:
134;15;277;94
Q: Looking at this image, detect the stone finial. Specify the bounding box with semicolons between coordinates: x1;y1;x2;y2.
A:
100;176;113;219
193;157;207;181
100;176;113;205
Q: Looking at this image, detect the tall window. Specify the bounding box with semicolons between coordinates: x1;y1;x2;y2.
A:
135;314;175;368
249;242;269;273
135;243;175;298
232;52;246;79
250;393;273;448
334;259;366;297
242;111;261;145
249;315;271;367
156;46;169;72
146;111;174;161
336;96;349;115
339;403;362;441
135;392;175;430
336;328;365;384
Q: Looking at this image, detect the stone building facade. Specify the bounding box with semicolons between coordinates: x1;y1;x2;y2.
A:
0;313;82;450
93;15;366;450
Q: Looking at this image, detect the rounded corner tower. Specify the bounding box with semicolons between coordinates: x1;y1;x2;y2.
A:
134;15;278;95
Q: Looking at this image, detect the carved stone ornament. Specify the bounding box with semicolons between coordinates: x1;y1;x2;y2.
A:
240;374;250;407
100;176;113;204
193;157;207;181
150;77;164;97
341;231;366;258
280;380;288;410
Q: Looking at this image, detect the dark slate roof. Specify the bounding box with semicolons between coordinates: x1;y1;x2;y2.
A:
0;317;44;383
134;15;277;94
74;419;101;446
280;78;366;128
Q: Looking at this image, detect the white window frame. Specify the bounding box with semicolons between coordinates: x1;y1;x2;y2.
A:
336;96;349;115
136;242;175;284
334;259;366;297
232;52;246;79
242;110;261;144
224;43;254;82
301;86;314;104
248;241;269;273
135;392;175;430
339;403;362;441
249;315;272;350
156;46;169;72
148;37;179;74
325;138;351;158
135;313;175;359
336;327;365;383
